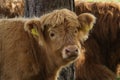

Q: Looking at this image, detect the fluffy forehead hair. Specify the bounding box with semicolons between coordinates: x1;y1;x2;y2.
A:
40;9;79;29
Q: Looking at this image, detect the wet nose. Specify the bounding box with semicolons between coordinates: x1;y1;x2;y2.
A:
62;45;79;59
65;46;79;55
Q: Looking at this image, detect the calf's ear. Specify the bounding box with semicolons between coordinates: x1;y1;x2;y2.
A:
78;13;96;42
24;20;45;46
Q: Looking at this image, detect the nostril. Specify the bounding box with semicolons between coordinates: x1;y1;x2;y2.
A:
65;49;70;53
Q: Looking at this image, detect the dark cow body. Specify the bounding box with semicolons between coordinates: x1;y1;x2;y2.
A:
75;2;120;80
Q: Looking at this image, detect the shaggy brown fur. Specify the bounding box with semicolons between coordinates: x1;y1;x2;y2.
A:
75;2;120;80
0;9;96;80
0;0;24;18
0;6;19;18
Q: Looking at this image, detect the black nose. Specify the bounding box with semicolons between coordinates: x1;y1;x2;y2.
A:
64;45;79;57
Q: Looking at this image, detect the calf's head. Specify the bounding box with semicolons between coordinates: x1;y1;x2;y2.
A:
24;9;96;65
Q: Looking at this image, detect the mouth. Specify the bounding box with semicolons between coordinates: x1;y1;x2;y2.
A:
69;56;77;60
65;54;79;61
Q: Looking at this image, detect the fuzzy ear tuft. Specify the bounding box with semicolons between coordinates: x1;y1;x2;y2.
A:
24;20;45;46
24;20;41;37
78;13;96;32
78;13;96;41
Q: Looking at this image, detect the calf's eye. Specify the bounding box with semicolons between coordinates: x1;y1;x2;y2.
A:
50;32;55;37
74;28;78;34
49;31;56;39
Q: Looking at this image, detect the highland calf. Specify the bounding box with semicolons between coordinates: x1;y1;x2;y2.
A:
75;2;120;80
0;9;96;80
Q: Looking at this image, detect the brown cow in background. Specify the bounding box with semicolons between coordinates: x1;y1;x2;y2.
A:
0;0;24;18
0;9;96;80
75;2;120;80
0;6;12;18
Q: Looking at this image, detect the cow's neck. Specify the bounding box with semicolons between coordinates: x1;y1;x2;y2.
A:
44;49;61;80
35;45;61;80
28;34;61;80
